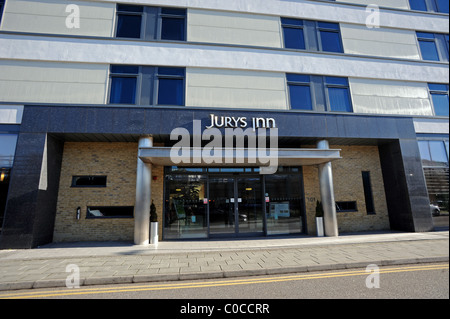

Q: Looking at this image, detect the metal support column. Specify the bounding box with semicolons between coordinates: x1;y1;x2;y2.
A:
134;136;153;245
317;140;339;237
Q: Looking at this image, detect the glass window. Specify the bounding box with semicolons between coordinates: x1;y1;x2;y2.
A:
417;32;440;61
281;18;305;50
0;1;5;24
71;176;107;187
265;174;304;235
160;8;186;41
87;206;134;218
325;77;352;112
409;0;428;11
116;5;143;39
109;65;138;104
164;174;208;239
429;141;449;166
157;67;185;106
419;140;432;162
0;134;18;168
419;140;449;167
287;74;312;110
436;0;449;13
318;22;343;53
429;83;449;117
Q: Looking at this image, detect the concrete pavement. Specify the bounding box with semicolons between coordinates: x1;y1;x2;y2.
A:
0;230;448;291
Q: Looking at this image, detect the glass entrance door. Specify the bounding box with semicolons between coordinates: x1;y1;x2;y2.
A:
208;176;264;237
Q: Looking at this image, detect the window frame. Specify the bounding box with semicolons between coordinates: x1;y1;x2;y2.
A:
281;18;344;54
324;76;353;112
108;65;186;106
286;74;313;110
155;67;186;106
108;65;141;105
286;74;353;113
317;22;344;53
417;32;450;62
281;18;306;50
115;4;144;39
115;4;187;42
428;83;449;117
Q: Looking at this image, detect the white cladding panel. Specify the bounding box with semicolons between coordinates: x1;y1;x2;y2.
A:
0;105;23;124
94;0;449;33
0;60;109;104
186;68;288;109
336;0;409;10
188;9;282;48
350;78;434;116
1;0;116;37
341;24;421;60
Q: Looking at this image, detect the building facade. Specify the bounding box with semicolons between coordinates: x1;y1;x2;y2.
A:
0;0;448;248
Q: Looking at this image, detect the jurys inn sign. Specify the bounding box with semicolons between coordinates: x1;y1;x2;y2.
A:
205;114;276;131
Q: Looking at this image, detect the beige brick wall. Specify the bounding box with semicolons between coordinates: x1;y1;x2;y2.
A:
54;142;165;242
54;142;389;241
303;145;390;235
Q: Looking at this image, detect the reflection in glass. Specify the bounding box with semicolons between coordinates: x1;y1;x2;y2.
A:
164;175;207;239
265;174;303;235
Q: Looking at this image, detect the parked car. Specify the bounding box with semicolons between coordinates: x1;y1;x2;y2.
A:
430;204;441;216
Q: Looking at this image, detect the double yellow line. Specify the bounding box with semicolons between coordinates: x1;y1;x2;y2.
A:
0;263;447;299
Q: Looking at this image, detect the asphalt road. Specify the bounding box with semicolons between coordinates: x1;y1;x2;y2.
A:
1;263;448;301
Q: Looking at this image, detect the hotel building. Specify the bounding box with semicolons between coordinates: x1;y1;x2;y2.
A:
0;0;448;248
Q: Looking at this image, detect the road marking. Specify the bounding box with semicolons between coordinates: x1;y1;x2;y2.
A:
0;263;447;299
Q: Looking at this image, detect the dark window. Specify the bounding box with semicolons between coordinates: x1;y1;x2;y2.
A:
109;65;139;104
287;74;352;112
157;67;185;106
109;65;185;106
116;5;143;39
362;172;375;214
287;74;312;110
281;18;306;50
325;76;352;112
87;206;134;218
115;5;186;41
335;201;358;212
160;8;186;41
429;83;449;117
0;1;5;24
318;22;343;53
72;176;107;187
417;32;449;62
281;18;343;53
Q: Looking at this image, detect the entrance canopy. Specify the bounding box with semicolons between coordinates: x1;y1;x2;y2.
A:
138;147;341;167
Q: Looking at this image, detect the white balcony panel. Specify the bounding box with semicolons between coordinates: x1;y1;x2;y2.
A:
341;24;420;60
1;0;115;37
350;78;434;116
0;60;109;104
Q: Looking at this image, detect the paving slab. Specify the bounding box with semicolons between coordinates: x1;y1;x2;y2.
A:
0;230;448;291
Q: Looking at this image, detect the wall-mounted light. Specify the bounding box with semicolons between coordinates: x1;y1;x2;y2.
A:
0;169;9;182
76;207;81;220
